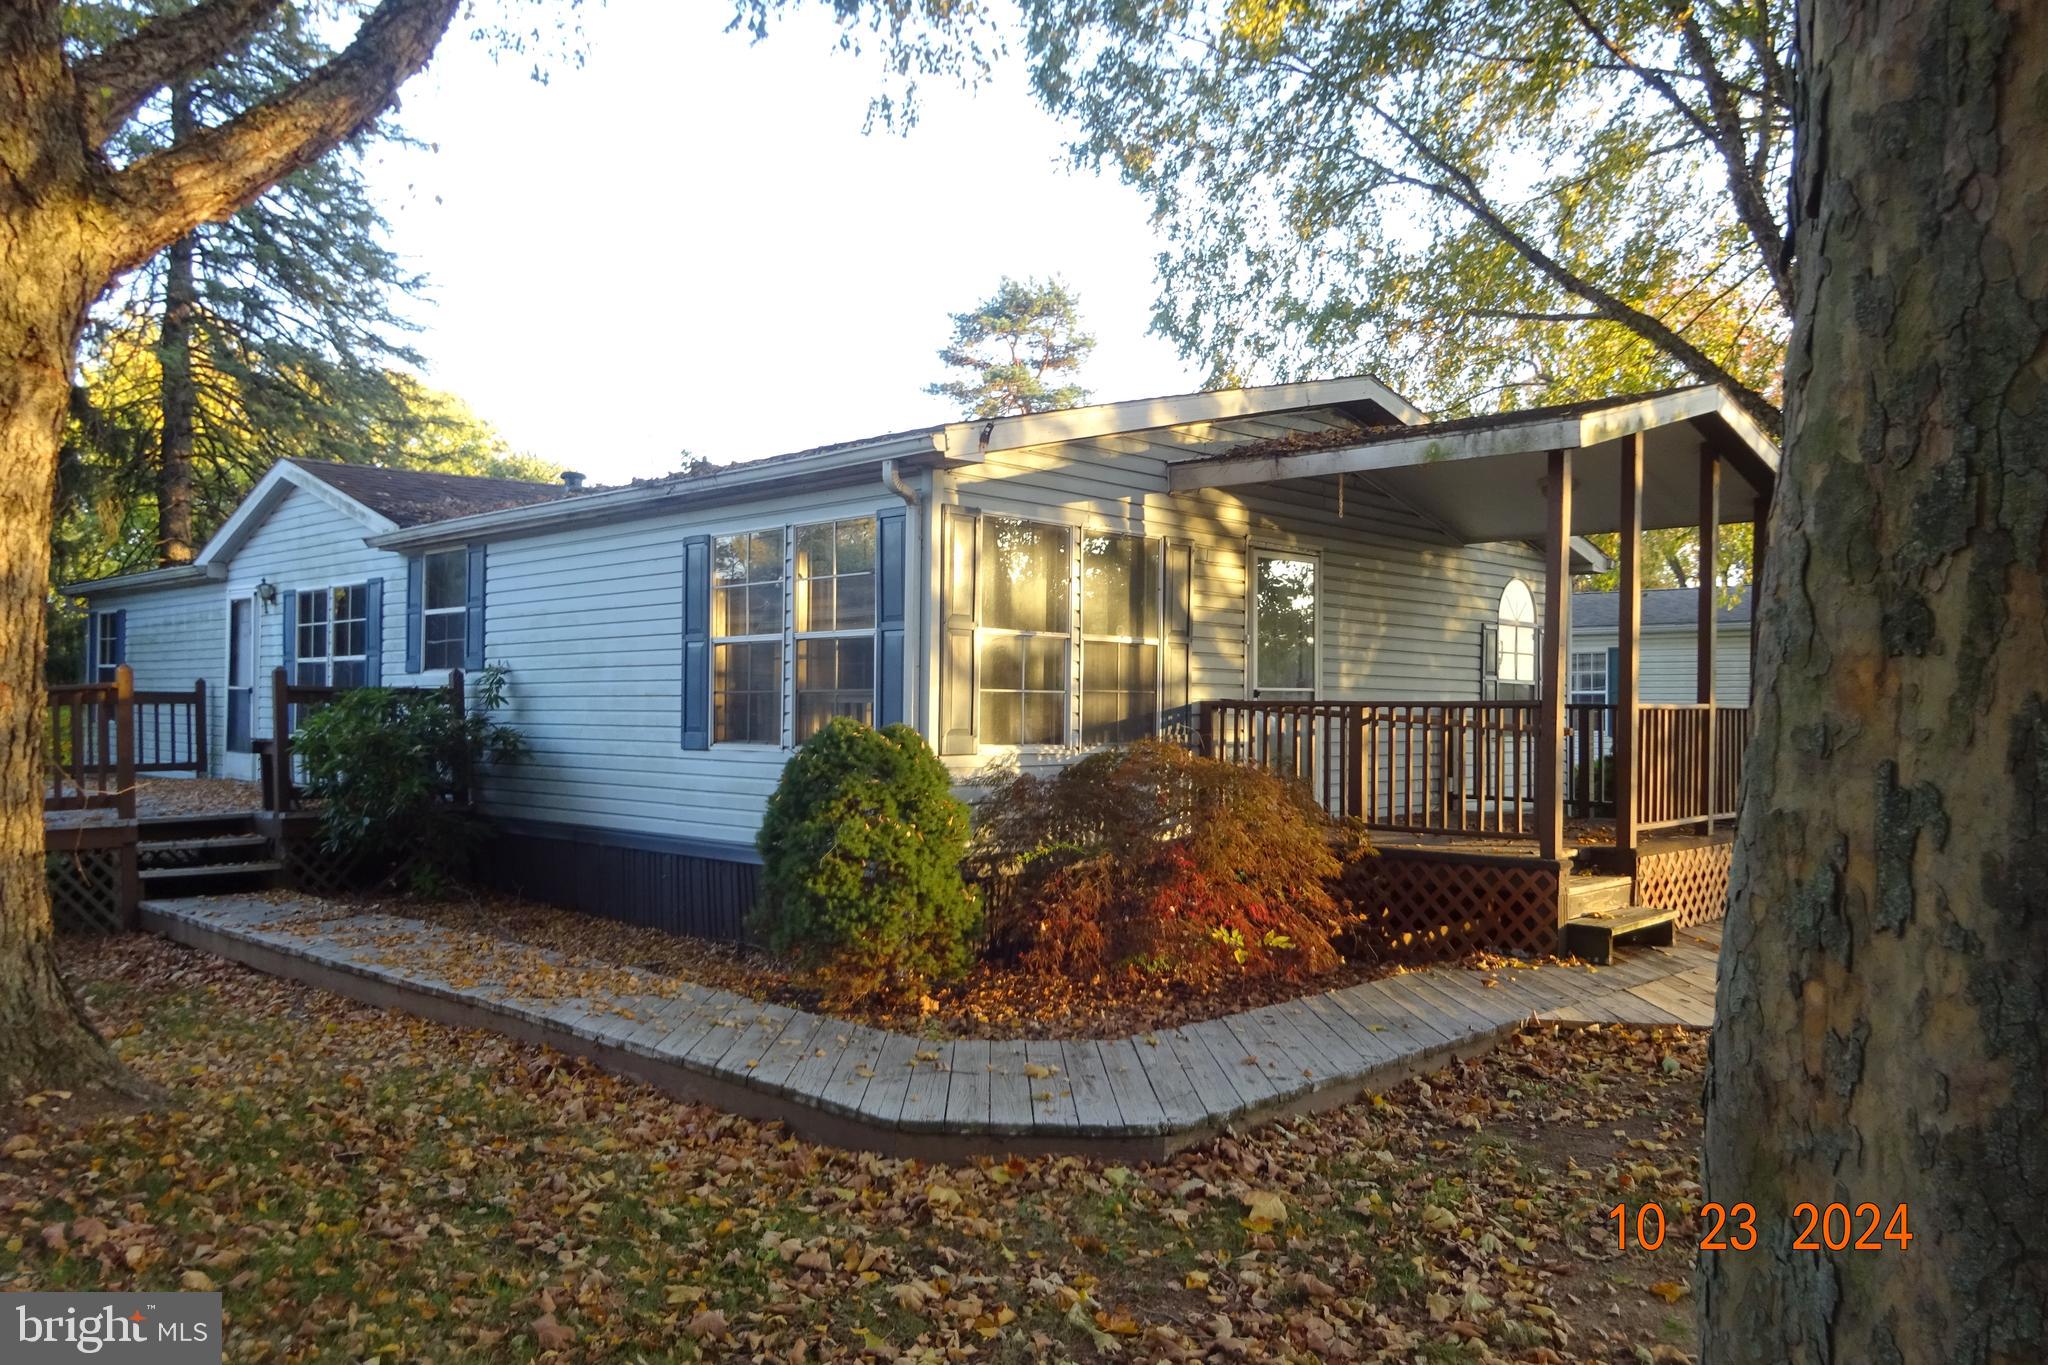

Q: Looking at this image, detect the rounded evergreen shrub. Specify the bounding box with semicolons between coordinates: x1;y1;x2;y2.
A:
751;719;980;1002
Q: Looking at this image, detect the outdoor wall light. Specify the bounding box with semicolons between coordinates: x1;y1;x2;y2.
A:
255;579;279;607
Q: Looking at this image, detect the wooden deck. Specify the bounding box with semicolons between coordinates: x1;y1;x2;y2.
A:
141;895;1721;1161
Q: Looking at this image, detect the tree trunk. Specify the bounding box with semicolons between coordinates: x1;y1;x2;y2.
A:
0;213;134;1101
155;83;199;567
1701;0;2047;1359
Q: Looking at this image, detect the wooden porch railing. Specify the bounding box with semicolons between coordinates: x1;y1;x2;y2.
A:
46;668;135;814
262;666;467;812
1636;703;1751;829
134;680;207;775
1199;697;1749;839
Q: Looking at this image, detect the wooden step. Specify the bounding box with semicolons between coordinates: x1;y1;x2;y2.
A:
1562;904;1680;965
140;834;271;857
1565;874;1634;918
139;861;282;883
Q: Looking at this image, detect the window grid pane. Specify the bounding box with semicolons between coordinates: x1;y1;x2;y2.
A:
981;518;1069;633
979;633;1067;746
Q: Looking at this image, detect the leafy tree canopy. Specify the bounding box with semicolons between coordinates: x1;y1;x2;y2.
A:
761;0;1792;431
928;275;1097;418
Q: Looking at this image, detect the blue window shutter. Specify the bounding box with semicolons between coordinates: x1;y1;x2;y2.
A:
364;578;385;686
405;556;424;674
281;590;298;680
1607;646;1620;704
875;507;907;728
463;542;486;670
681;535;711;749
83;611;97;683
111;609;126;667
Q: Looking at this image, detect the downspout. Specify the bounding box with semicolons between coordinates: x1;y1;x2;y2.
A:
881;459;922;733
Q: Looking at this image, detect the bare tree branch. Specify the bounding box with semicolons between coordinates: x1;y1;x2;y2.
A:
72;0;285;146
1672;6;1792;310
98;0;459;275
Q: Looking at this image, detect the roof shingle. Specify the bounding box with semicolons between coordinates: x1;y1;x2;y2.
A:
288;460;582;527
1573;587;1752;629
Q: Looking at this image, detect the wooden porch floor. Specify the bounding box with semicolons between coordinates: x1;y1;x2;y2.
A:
1369;818;1736;862
142;894;1722;1161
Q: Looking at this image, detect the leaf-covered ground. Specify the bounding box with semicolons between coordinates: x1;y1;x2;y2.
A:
4;937;1707;1362
368;890;1588;1041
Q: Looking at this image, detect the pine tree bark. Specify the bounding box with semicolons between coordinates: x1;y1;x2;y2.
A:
1700;0;2048;1359
0;18;132;1093
1;0;462;1099
156;86;200;567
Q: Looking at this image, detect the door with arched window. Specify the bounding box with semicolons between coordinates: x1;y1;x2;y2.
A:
1482;579;1540;700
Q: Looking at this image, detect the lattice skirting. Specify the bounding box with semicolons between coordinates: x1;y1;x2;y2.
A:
46;850;127;935
279;832;397;899
1635;842;1734;926
1343;852;1563;961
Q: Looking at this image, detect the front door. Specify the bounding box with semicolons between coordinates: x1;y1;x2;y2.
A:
1250;550;1319;700
222;597;256;780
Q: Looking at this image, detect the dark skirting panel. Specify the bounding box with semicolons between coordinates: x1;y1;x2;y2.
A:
479;820;761;943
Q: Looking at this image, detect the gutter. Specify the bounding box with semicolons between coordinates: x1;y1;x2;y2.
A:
367;430;951;552
59;562;224;596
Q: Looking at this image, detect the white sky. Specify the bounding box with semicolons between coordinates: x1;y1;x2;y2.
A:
359;5;1200;484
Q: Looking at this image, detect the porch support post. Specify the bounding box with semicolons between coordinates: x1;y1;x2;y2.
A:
1698;451;1720;832
1537;447;1572;862
1697;454;1719;705
1615;433;1644;858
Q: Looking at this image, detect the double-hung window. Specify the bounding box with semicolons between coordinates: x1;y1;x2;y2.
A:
421;548;467;670
94;613;122;683
1568;649;1610;705
1080;532;1161;744
978;517;1070;746
296;585;369;687
793;518;876;740
711;529;785;744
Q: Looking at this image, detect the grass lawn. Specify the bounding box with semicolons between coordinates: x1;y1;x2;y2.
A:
4;937;1707;1362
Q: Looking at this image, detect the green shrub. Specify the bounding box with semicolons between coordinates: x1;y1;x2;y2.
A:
965;738;1354;982
290;665;527;892
751;719;980;1002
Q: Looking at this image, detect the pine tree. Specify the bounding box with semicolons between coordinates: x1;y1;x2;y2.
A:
62;0;432;570
927;276;1095;418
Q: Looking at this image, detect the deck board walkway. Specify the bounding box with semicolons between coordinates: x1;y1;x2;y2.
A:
140;895;1721;1160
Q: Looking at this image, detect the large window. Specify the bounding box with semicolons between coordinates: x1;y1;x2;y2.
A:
794;518;877;740
1569;649;1610;705
296;584;369;687
711;529;784;744
421;548;467;670
1080;533;1160;744
979;517;1070;746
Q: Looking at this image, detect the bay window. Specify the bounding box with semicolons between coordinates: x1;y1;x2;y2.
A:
1080;532;1161;744
979;517;1070;746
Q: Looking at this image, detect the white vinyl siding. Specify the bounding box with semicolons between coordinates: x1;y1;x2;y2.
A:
1567;624;1753;703
81;581;223;773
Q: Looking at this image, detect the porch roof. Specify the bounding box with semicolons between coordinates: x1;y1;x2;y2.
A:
1168;384;1777;542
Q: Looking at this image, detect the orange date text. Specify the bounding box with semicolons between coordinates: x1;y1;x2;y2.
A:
1606;1202;1912;1252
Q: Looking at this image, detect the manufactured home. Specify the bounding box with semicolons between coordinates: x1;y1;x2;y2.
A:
65;376;1775;949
